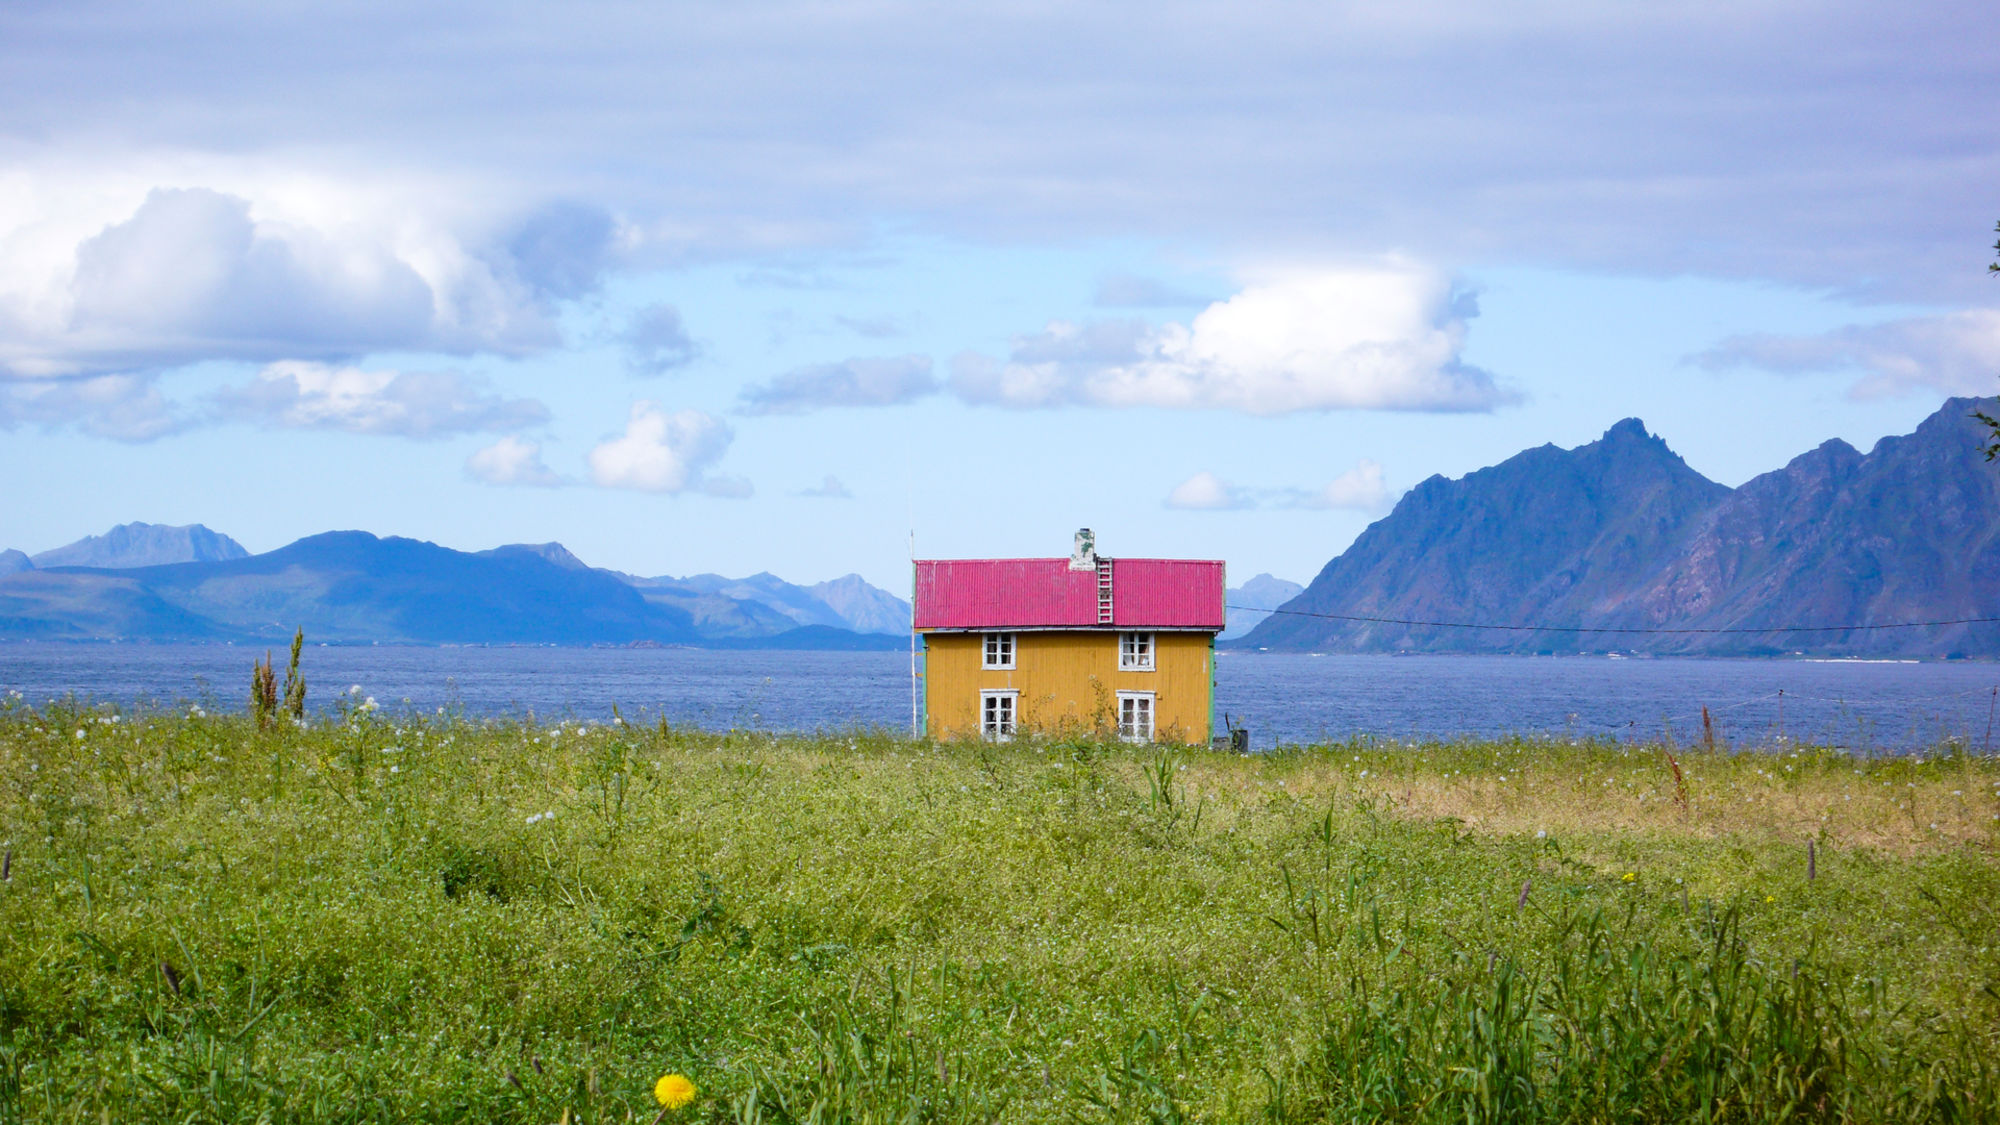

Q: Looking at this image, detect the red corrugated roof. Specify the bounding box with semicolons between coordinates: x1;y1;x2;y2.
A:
913;557;1224;631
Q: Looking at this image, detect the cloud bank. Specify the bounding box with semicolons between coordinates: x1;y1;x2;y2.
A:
0;373;184;442
214;361;550;437
953;266;1508;415
1694;309;2000;400
6;2;1986;302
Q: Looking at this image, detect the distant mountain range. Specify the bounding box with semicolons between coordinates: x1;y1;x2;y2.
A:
1238;398;2000;658
0;526;911;648
13;398;1991;655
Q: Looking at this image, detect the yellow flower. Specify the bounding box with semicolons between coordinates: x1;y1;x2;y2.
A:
1764;895;1776;903
654;1073;698;1110
1621;872;1636;883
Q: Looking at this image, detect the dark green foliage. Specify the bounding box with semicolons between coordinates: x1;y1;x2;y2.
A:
283;628;306;721
249;651;276;730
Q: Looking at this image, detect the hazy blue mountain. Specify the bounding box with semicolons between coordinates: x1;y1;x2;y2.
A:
620;575;811;639
810;574;912;634
645;570;911;635
675;572;849;628
475;545;803;639
0;550;31;575
126;532;696;644
0;531;905;648
1236;400;2000;657
0;569;231;640
33;522;249;569
483;543;912;638
1221;574;1303;639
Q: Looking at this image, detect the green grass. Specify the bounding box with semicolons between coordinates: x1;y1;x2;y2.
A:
2;693;1998;1122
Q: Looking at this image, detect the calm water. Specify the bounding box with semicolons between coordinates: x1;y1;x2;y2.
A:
1;642;1995;752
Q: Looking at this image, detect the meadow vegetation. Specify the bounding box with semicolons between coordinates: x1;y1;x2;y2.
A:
2;689;1997;1122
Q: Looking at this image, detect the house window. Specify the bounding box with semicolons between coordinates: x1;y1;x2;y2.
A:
981;690;1018;741
1119;631;1154;671
1117;691;1154;742
983;632;1016;669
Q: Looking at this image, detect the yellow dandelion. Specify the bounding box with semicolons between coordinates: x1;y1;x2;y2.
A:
1764;895;1776;903
1621;872;1636;882
654;1073;698;1110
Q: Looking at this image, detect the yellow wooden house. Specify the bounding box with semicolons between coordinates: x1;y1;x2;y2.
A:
913;530;1225;744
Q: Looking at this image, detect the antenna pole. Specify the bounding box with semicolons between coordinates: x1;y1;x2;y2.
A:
909;529;918;739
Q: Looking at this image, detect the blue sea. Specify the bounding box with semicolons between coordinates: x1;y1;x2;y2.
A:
1;642;1995;753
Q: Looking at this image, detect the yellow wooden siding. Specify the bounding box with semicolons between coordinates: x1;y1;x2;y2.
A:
921;631;1212;744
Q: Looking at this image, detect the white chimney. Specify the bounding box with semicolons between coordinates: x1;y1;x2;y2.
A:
1069;528;1098;571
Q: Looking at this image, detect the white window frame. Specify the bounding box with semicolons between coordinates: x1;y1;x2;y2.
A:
980;689;1019;741
1119;631;1155;671
983;632;1016;670
1116;690;1155;743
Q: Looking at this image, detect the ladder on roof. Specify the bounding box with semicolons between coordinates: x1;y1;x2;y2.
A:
1096;558;1114;624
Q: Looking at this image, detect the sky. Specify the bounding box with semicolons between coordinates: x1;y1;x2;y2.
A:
1;0;1996;592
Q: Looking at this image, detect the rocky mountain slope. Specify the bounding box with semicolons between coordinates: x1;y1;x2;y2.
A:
1239;399;2000;657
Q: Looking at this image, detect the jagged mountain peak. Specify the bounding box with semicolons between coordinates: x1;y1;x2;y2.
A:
1242;397;2000;657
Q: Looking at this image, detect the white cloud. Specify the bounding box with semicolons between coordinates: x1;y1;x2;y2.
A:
1302;459;1389;511
952;265;1510;415
466;435;566;487
0;160;628;380
214;361;549;437
739;354;937;414
0;373;184;441
588;401;747;496
1167;460;1393;512
1165;472;1252;510
1693;309;2000;400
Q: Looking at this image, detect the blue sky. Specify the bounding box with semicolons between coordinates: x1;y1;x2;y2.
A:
1;1;1995;591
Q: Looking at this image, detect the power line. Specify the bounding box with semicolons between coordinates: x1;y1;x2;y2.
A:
1226;605;2000;636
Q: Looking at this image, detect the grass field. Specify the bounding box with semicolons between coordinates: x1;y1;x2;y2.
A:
2;692;1998;1122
